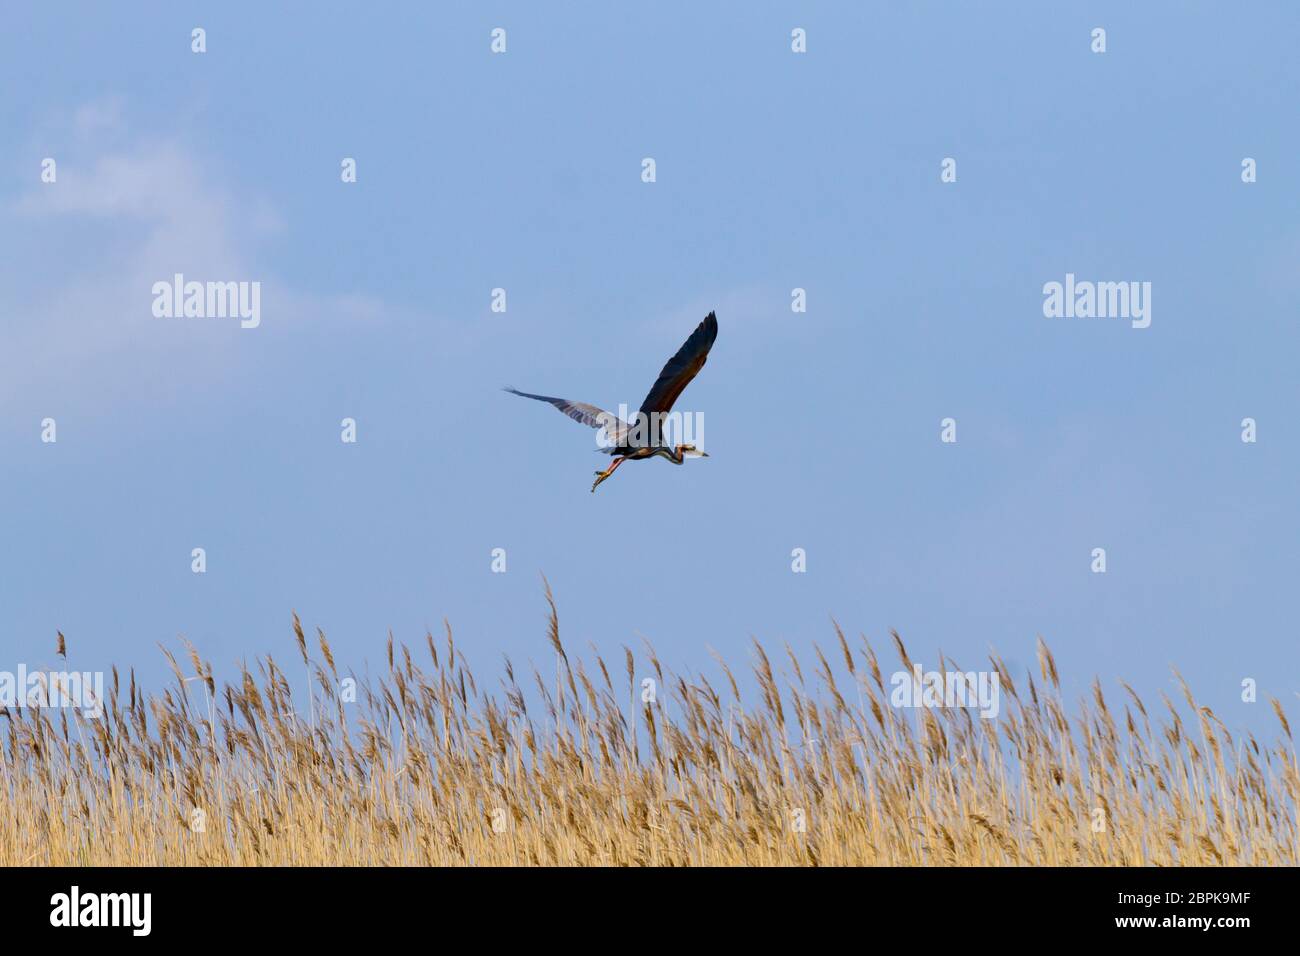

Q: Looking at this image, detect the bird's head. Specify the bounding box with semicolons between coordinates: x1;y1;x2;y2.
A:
680;444;709;458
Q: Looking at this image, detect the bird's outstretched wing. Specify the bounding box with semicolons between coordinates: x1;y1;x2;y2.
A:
503;387;626;438
638;311;718;416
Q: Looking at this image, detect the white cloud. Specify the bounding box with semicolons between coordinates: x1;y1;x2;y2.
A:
0;102;398;424
72;96;125;138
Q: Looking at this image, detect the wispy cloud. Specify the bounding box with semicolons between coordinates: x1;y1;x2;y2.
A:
0;100;405;424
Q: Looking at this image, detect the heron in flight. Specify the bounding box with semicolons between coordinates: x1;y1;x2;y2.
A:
506;311;717;492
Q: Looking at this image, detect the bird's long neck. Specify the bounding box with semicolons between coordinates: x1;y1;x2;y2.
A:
653;445;685;465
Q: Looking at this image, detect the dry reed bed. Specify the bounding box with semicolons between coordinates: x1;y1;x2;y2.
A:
2;588;1296;865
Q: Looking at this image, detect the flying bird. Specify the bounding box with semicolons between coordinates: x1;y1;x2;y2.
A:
506;311;718;492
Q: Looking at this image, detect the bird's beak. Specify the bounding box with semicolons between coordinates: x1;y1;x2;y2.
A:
701;451;710;458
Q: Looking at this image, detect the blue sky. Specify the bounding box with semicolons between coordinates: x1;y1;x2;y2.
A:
2;3;1296;732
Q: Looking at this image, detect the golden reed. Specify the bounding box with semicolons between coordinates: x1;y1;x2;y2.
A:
3;586;1295;866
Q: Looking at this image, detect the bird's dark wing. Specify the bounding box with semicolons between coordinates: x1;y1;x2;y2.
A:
638;312;718;416
503;387;626;438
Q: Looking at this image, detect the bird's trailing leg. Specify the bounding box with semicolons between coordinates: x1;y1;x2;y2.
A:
591;456;626;493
